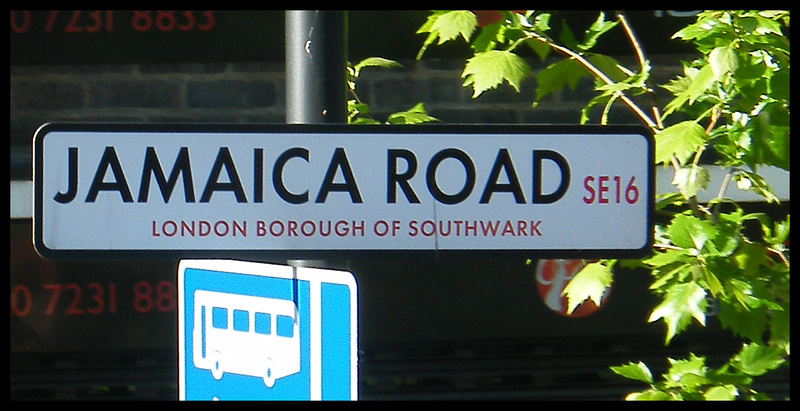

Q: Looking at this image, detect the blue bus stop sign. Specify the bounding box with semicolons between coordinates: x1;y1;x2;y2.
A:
178;259;358;400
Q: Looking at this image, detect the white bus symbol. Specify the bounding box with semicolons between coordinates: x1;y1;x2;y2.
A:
193;290;301;387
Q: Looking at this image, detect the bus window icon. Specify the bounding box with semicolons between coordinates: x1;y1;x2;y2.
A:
193;290;301;387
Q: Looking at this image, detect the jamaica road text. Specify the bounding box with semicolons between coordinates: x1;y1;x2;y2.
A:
52;146;570;206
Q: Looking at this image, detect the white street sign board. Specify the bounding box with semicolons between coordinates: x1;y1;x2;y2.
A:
34;123;653;259
178;259;358;400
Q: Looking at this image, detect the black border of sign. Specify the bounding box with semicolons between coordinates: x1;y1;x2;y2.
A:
33;122;655;261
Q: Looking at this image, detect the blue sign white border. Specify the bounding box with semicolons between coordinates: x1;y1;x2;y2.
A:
177;259;358;400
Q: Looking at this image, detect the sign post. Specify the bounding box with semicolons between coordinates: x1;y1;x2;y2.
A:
178;259;358;400
285;10;347;125
33;123;653;260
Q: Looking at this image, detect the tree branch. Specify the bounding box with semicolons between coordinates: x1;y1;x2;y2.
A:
524;31;658;130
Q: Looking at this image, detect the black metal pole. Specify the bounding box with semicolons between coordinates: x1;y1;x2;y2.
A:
285;10;348;124
285;11;347;269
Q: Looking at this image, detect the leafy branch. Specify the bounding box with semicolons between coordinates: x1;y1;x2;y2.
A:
416;10;789;400
346;57;439;125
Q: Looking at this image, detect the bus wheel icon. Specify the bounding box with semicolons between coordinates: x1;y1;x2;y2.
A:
263;358;276;387
211;350;224;380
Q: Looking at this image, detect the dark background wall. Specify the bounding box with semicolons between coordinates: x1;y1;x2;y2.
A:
11;10;698;179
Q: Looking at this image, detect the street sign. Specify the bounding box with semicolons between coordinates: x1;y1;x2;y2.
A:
178;259;358;400
33;123;653;260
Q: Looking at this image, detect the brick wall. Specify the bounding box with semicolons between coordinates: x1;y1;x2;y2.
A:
10;55;687;180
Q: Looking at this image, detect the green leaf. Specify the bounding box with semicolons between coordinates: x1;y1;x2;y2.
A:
534;58;591;104
732;343;786;376
671;165;710;199
740;15;783;36
648;282;707;343
386;102;440;125
643;249;687;268
655;192;685;210
531;12;551;33
672;12;736;54
417;10;478;60
353;57;403;77
750;101;791;170
471;21;504;53
675;372;711;389
759;215;790;245
727;278;780;311
704;385;739;400
672;13;725;42
703;216;742;257
655;121;708;165
350;118;380;125
558;19;579;50
577;12;619;51
769;301;791;348
732;242;767;273
663;354;708;388
717;299;769;342
699;260;726;297
708;45;739;79
650;263;691;292
580;92;615;125
347;101;380;125
625;390;675;400
590;54;636;84
561;261;613;315
667;213;717;251
610;361;653;383
525;13;553;60
662;65;717;117
347;100;370;115
462;50;531;98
